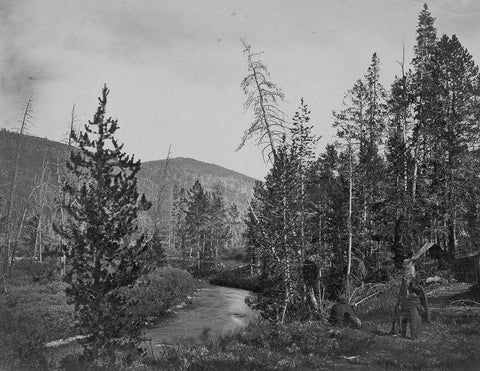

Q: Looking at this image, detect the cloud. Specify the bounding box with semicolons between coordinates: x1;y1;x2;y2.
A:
0;0;60;126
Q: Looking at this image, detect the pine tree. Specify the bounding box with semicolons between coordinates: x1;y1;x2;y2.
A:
208;183;229;270
409;4;438;247
226;203;241;250
171;185;188;254
185;180;210;273
290;99;318;261
359;53;388;275
309;145;350;295
246;138;302;321
386;71;415;266
238;39;287;161
429;34;480;259
60;85;151;360
332;53;389;293
244;187;263;276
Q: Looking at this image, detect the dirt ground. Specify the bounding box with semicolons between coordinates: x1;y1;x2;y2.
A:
329;282;480;370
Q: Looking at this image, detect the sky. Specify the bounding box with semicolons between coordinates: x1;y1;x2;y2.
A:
2;0;480;179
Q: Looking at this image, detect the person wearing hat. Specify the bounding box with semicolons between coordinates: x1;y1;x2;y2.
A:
391;256;430;337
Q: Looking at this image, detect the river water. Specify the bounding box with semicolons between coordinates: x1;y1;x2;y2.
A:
143;285;258;351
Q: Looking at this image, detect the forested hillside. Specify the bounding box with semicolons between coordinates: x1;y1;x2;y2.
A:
0;130;254;263
139;157;255;215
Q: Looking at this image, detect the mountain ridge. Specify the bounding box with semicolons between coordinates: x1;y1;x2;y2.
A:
0;130;256;219
143;157;257;183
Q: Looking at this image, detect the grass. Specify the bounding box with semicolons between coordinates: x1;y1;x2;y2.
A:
0;278;74;370
0;264;198;370
127;282;480;370
4;262;480;370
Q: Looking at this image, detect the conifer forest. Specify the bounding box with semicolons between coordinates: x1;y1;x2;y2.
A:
243;4;480;321
2;2;480;370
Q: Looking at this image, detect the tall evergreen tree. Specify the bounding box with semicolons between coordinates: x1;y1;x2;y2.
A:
185;180;209;272
332;53;389;292
290;99;318;260
60;85;151;360
409;4;439;248
429;34;480;259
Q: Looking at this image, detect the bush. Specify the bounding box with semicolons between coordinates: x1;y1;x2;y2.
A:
209;265;262;292
10;260;58;283
124;267;196;323
2;281;75;342
0;267;196;369
0;280;75;370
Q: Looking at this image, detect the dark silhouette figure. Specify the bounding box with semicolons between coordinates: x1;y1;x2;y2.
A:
329;297;362;328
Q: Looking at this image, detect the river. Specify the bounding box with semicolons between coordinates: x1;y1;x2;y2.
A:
143;285;258;352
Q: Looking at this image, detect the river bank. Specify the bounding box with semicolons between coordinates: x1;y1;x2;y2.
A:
133;282;480;370
143;284;258;353
0;266;197;370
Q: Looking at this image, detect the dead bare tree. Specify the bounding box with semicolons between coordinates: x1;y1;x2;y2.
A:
55;155;68;276
152;145;172;231
2;96;33;292
32;156;50;263
237;39;287;162
61;104;79;146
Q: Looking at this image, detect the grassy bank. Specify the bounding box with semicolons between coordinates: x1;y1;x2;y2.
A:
5;265;480;370
0;265;197;370
145;289;480;370
60;282;480;370
57;303;480;370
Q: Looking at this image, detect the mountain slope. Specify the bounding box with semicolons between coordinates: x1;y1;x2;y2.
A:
139;158;256;212
0;131;256;223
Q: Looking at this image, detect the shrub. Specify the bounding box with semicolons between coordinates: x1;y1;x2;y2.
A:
209;266;262;292
124;267;196;323
2;281;75;342
10;260;58;282
0;280;75;370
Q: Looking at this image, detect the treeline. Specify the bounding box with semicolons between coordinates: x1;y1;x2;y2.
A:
138;158;255;254
170;181;242;275
0;121;73;287
243;5;480;320
0;132;246;283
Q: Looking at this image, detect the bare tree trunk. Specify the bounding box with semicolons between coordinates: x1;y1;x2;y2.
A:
347;143;354;299
56;156;67;276
9;208;27;268
2;97;32;291
67;104;77;146
400;45;409;196
153;145;171;230
34;157;49;263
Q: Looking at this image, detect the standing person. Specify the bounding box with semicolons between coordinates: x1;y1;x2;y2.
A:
398;282;423;339
392;255;430;337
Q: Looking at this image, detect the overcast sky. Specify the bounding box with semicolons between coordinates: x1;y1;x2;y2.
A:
1;0;480;179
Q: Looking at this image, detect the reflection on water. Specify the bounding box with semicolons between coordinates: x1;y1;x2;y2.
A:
143;285;258;350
